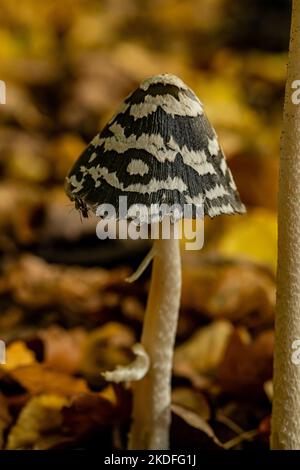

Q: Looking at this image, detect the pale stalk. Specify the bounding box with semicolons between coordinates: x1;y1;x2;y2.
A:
271;0;300;449
129;234;181;449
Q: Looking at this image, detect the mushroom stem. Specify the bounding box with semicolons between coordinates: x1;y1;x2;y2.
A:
129;233;181;450
271;0;300;449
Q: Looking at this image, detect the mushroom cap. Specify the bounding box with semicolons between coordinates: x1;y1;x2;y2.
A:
65;73;245;220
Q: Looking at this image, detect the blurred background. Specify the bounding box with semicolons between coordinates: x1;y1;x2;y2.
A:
0;0;292;451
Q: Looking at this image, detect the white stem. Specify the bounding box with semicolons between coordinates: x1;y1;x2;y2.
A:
128;236;181;449
271;0;300;449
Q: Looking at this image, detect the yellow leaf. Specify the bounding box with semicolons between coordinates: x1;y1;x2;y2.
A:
174;320;233;377
1;341;36;371
216;209;277;272
6;394;68;450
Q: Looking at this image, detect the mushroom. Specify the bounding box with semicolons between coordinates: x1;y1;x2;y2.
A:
271;0;300;450
65;73;245;449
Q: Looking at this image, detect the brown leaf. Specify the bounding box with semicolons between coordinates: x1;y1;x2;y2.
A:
181;258;275;327
38;325;86;374
40;187;97;242
0;394;12;449
229;153;278;211
62;391;116;439
7;254;129;318
218;328;274;397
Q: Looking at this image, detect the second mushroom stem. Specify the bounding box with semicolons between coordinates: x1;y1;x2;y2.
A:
129;233;181;450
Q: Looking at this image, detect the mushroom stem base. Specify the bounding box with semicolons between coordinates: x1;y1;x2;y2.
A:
128;236;181;450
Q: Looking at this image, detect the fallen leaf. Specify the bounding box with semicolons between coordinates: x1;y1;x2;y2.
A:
171;403;223;448
174;320;233;383
38;325;86;374
7;364;88;396
181;258;275;327
6;394;68;450
7;254;130;317
218;328;274;397
172;387;211;421
62;391;116;439
0;341;36;371
223;429;258;450
0;394;12;449
216;209;277;273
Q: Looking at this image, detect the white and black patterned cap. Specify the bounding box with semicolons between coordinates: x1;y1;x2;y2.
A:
65;73;245;219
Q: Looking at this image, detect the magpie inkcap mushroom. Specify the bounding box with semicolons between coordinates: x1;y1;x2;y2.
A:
65;73;245;220
65;74;245;450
